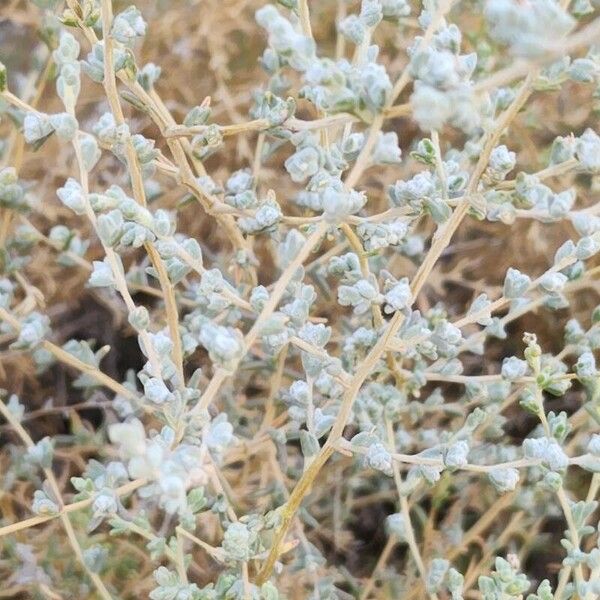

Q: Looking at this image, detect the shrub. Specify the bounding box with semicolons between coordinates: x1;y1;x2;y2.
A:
0;0;599;598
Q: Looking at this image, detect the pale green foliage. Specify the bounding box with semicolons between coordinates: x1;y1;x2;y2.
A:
0;0;600;598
